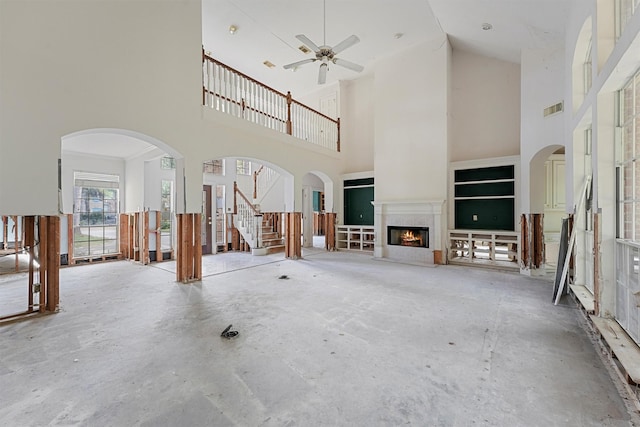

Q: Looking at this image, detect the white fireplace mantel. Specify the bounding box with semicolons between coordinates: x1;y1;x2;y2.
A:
371;200;445;263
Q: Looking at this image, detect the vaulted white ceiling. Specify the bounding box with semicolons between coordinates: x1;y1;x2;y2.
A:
203;0;577;97
66;0;577;159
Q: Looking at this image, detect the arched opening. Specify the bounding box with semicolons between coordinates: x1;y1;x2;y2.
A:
302;171;334;249
530;144;566;271
201;156;294;256
572;17;593;112
61;128;184;266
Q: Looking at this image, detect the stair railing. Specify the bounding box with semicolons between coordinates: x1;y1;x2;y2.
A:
233;182;263;249
253;165;280;201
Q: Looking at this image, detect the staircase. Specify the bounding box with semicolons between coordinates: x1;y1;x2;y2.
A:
260;215;285;255
234;182;284;256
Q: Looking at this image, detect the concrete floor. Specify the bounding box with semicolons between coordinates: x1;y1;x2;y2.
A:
0;250;637;426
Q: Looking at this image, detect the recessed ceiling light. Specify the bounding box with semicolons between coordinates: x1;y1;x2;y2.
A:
263;60;275;68
229;25;238;35
481;23;493;31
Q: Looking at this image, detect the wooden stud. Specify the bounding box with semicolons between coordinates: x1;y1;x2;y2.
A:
14;215;19;272
156;211;162;262
47;216;60;312
2;216;7;250
176;213;184;282
143;211;150;265
324;213;336;251
119;214;128;260
67;214;74;265
285;212;302;259
520;214;529;269
194;213;202;280
187;214;194;279
533;213;544;269
24;216;35;312
39;216;48;313
594;212;601;316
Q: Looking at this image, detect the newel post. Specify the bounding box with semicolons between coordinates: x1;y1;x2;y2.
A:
233;181;238;214
201;46;206;106
337;117;341;152
286;91;293;135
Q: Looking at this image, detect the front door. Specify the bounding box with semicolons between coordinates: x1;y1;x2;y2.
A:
202;185;212;254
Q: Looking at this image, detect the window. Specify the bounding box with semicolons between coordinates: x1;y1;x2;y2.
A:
236;159;251;175
161;157;176;170
73;172;119;258
585;128;593;232
160;180;173;251
583;40;592;95
203;159;224;175
616;0;640;40
617;70;640;241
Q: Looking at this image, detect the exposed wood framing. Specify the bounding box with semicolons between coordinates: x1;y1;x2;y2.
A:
2;216;7;250
176;213;202;282
520;214;529;269
313;212;325;236
24;216;35;312
155;211;162;260
14;215;19;271
520;213;544;270
285;212;302;259
324;213;336;251
143;211;150;265
66;214;75;265
119;214;130;259
533;214;544;269
593;212;601;316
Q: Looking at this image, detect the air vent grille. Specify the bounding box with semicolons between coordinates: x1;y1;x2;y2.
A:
263;60;275;68
298;45;311;54
544;102;564;117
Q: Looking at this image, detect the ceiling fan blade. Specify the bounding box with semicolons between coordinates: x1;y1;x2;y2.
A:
283;58;316;70
318;63;328;85
331;35;360;55
295;34;321;53
332;57;364;73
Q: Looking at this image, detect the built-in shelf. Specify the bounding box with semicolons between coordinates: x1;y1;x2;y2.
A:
336;225;375;252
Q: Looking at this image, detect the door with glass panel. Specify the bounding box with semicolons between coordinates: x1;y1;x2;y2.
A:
73;173;119;259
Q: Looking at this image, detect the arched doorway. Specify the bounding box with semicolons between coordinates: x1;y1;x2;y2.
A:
61;128;184;266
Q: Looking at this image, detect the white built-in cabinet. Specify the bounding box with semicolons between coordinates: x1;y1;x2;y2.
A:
545;155;565;211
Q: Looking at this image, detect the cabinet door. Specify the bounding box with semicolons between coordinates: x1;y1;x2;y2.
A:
544;160;553;209
552;161;566;209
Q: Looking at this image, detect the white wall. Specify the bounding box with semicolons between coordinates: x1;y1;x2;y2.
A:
520;47;566;213
0;0;345;217
450;50;521;162
374;36;450;202
0;0;202;215
341;76;375;173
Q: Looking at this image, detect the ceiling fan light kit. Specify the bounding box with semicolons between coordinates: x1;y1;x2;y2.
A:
283;0;364;84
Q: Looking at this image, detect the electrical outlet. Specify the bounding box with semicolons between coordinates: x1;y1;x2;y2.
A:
472;214;478;221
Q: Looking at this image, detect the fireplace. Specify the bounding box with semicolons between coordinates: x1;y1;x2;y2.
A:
387;226;429;248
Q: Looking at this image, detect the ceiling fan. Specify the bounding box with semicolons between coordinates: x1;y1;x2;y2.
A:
283;0;364;84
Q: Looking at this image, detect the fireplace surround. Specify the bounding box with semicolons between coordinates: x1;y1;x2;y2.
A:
372;200;444;265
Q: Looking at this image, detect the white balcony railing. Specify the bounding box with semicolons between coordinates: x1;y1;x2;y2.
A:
202;51;340;152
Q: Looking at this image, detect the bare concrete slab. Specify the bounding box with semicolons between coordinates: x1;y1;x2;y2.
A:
0;251;636;426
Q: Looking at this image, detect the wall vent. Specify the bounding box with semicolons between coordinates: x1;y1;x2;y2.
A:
543;102;564;117
263;60;276;68
298;45;311;54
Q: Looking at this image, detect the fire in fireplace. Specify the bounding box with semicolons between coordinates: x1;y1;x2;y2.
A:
387;226;429;248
